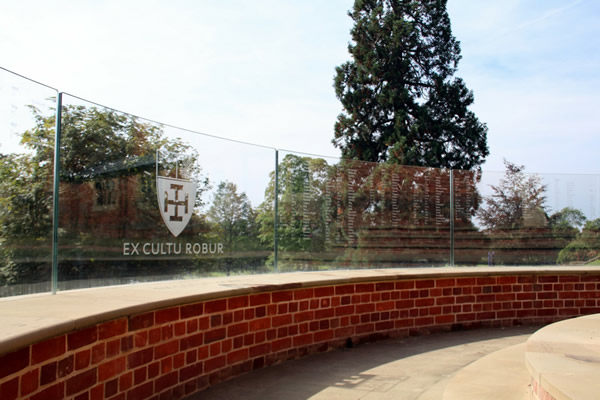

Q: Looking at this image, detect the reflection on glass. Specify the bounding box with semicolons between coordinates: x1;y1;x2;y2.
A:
274;153;452;270
55;94;274;290
2;68;599;298
0;69;57;297
459;162;600;266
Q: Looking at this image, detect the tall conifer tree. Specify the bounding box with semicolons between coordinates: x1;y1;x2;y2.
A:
333;0;488;170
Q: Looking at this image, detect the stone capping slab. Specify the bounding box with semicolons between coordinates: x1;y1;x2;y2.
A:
525;313;600;400
443;342;530;400
0;266;597;357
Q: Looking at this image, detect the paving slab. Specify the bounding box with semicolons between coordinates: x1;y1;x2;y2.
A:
443;343;529;400
187;326;538;400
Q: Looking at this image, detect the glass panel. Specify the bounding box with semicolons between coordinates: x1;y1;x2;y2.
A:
56;94;274;290
543;173;600;266
454;168;600;266
453;168;491;265
0;69;57;297
3;68;598;296
276;151;451;270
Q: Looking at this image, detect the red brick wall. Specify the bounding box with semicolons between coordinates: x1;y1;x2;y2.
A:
1;273;599;400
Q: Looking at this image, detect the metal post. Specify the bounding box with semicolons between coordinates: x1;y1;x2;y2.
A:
274;150;279;272
449;169;455;267
51;93;63;294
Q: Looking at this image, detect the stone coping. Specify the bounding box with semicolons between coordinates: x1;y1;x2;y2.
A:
0;266;598;357
525;313;600;400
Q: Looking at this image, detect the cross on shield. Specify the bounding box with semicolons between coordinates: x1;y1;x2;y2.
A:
156;176;197;237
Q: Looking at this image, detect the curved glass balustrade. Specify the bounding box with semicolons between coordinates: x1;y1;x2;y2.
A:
1;67;599;297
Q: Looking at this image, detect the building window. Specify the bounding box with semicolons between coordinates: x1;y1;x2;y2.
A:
95;179;117;207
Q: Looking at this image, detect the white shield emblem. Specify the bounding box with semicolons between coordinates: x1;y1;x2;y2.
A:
156;176;197;237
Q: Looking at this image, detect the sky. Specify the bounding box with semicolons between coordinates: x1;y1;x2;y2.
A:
1;0;599;181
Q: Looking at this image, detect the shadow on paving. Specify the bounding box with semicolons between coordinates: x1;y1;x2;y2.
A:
185;326;539;400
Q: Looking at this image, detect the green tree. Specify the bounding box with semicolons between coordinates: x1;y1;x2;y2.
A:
0;152;53;286
21;105;207;195
549;207;587;231
257;154;330;269
21;105;209;239
550;207;587;230
333;0;488;169
557;218;600;264
477;160;547;231
208;181;257;253
0;104;209;288
0;152;52;240
475;160;562;265
205;181;266;275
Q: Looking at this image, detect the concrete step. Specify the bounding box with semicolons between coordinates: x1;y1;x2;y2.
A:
443;342;530;400
526;313;600;400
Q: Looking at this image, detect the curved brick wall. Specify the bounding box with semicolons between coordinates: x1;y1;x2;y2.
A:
0;269;599;400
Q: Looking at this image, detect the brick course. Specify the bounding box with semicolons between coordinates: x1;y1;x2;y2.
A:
0;272;599;399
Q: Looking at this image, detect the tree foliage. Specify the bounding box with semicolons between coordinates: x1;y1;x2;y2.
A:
549;207;587;232
257;154;330;268
0;153;52;239
208;181;258;252
0;104;209;287
557;218;600;264
477;160;547;231
333;0;488;169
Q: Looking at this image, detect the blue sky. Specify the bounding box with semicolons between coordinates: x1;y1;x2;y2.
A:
1;0;599;175
447;0;600;174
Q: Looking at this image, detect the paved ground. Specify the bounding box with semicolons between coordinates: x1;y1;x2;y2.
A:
187;326;538;400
